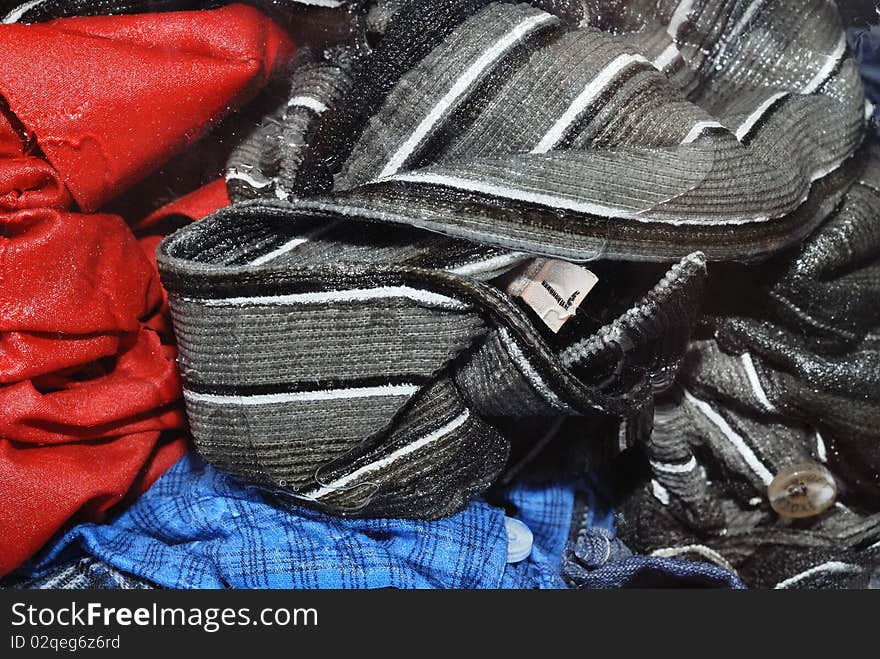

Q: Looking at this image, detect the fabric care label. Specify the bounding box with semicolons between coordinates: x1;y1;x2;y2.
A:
503;258;598;332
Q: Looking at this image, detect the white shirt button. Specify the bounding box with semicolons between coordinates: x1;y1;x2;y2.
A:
505;517;533;563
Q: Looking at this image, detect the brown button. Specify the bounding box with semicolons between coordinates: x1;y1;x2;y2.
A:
768;462;836;519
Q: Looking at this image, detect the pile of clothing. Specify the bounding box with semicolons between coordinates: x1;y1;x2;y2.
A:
2;0;878;590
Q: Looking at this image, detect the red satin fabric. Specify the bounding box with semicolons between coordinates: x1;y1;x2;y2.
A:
0;5;291;576
0;4;292;212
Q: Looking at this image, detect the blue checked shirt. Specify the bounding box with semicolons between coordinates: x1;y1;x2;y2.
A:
15;454;743;589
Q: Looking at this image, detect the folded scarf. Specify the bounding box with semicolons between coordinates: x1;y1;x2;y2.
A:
157;0;863;522
0;4;293;577
221;0;863;261
8;452;742;589
618;143;880;587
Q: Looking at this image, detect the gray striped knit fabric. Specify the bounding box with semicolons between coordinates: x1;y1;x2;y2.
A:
220;0;864;262
159;0;874;536
159;201;705;516
618;144;880;588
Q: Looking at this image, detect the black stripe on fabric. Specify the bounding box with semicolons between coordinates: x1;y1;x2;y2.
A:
673;0;738;68
166;269;478;304
660;48;688;77
161;262;458;300
297;0;498;182
693;125;733;142
738;90;807;147
182;375;431;398
405;15;564;173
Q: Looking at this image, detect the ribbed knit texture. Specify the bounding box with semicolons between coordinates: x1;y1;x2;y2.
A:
158;0;868;526
618;143;880;587
222;0;864;262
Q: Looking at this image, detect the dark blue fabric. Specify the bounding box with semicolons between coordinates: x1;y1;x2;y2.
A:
849;25;880;133
16;454;744;589
562;527;746;589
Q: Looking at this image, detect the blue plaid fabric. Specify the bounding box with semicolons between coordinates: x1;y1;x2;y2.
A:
15;454;744;589
499;481;576;589
22;454;510;589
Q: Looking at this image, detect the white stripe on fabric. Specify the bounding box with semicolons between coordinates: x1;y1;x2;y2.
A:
226;170;271;189
249;238;308;265
498;327;567;410
712;0;768;67
667;0;694;38
682;388;774;485
651;545;738;574
184;384;419;407
802;32;847;95
652;43;681;70
774;561;861;589
651;479;671;505
815;429;828;463
247;221;341;266
532;53;651;154
291;0;343;7
809;154;847;183
682;121;725;144
448;251;529;276
650;456;697;474
305;410;471;499
734;92;789;141
740;352;777;413
184;286;469;310
386;171;772;226
287;95;329;114
3;0;46;22
378;12;556;179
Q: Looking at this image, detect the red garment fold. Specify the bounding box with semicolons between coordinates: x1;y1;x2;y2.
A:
135;177;231;236
0;430;187;576
1;328;184;444
0;5;288;576
0;157;72;212
1;208;162;338
0;4;293;212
